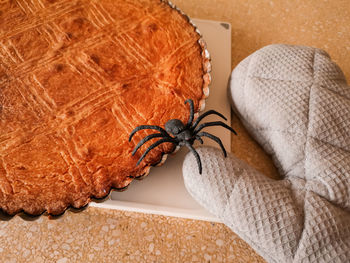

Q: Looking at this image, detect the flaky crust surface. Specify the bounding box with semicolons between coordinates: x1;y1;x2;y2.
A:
0;0;210;215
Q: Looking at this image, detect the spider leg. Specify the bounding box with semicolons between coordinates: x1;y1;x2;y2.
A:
184;141;202;174
194;121;237;136
195;135;204;144
132;133;165;156
136;138;177;166
129;125;171;142
197;132;227;157
191;110;227;130
185;99;194;128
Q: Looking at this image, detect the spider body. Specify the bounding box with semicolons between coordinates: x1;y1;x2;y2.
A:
165;119;194;144
129;99;237;174
165;119;186;136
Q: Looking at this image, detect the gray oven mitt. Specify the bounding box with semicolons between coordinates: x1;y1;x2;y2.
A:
183;44;350;262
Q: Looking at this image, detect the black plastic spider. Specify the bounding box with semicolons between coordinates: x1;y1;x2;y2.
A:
129;99;237;174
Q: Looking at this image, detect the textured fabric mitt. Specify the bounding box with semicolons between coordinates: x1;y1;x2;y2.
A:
183;44;350;262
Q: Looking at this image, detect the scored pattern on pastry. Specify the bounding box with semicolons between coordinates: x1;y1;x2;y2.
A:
0;0;210;215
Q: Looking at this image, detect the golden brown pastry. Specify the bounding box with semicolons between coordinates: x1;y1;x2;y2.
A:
0;0;210;215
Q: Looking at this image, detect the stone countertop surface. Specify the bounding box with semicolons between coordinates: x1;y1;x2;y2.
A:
1;0;349;262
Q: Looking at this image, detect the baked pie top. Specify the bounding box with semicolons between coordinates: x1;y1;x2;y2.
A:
0;0;210;215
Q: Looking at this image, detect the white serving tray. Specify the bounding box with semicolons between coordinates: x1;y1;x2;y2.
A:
91;19;232;222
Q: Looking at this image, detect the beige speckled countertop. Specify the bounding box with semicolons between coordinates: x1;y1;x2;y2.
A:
1;1;350;262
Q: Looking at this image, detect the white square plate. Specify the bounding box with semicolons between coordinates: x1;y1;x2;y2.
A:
91;19;232;222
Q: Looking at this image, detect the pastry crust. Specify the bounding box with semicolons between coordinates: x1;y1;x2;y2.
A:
0;0;210;215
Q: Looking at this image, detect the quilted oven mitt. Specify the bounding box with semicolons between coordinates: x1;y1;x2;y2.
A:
183;44;350;262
